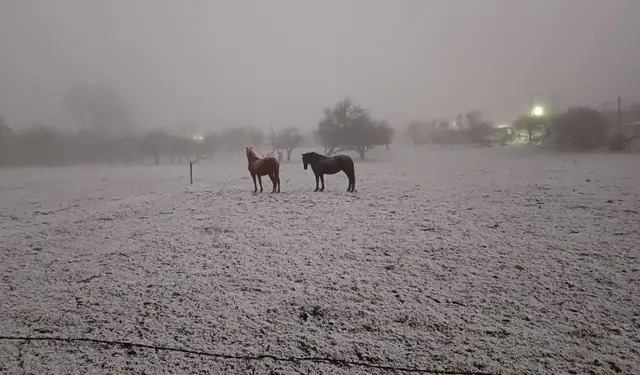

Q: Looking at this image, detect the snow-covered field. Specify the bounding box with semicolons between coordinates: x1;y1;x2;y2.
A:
1;146;638;375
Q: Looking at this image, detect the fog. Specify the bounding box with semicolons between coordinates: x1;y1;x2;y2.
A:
1;0;639;132
0;0;640;132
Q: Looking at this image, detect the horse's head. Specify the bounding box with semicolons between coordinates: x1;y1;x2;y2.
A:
302;152;311;170
245;146;255;162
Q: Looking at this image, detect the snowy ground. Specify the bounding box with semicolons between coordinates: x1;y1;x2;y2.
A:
1;146;639;375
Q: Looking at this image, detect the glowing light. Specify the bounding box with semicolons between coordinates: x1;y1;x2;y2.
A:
531;106;545;117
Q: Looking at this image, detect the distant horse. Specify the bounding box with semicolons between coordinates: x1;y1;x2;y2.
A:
302;151;356;192
246;146;280;193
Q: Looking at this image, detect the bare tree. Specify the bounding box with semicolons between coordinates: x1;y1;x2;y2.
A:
141;130;173;165
464;111;493;146
269;127;303;162
316;97;366;156
316;97;393;159
514;115;549;142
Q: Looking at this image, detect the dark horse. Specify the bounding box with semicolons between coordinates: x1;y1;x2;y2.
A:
246;146;280;193
302;152;356;192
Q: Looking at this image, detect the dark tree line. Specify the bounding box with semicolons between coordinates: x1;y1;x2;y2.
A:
0;123;272;167
4;91;397;166
551;107;608;151
602;103;640;151
512;105;640;151
404;111;493;146
522;106;612;151
315;98;393;160
0;128;209;167
405;105;634;151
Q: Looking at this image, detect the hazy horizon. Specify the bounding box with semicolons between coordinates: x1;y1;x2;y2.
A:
1;0;639;133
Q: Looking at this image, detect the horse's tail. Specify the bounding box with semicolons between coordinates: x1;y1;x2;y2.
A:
346;157;355;180
345;156;356;192
273;159;281;192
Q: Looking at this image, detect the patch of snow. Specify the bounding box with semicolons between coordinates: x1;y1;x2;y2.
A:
1;147;639;374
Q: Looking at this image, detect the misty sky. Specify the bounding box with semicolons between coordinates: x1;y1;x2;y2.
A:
1;0;639;132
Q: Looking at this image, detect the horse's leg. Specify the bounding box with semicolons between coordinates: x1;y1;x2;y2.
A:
272;172;279;193
269;173;276;193
350;166;356;192
320;174;325;191
314;174;320;192
258;175;263;193
251;174;257;193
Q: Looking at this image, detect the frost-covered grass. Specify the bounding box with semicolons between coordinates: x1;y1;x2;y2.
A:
1;146;639;375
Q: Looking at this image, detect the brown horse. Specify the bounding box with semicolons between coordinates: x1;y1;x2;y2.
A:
246;146;280;193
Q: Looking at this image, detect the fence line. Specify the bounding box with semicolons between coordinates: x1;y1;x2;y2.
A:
0;335;498;375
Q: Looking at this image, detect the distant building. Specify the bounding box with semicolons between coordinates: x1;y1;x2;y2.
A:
489;125;513;144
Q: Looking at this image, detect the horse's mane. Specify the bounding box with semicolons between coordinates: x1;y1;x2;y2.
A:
307;151;328;160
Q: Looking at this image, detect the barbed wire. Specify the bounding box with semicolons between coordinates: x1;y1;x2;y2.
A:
0;335;498;375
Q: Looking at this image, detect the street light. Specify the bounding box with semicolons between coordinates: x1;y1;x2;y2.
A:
531;105;545;117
